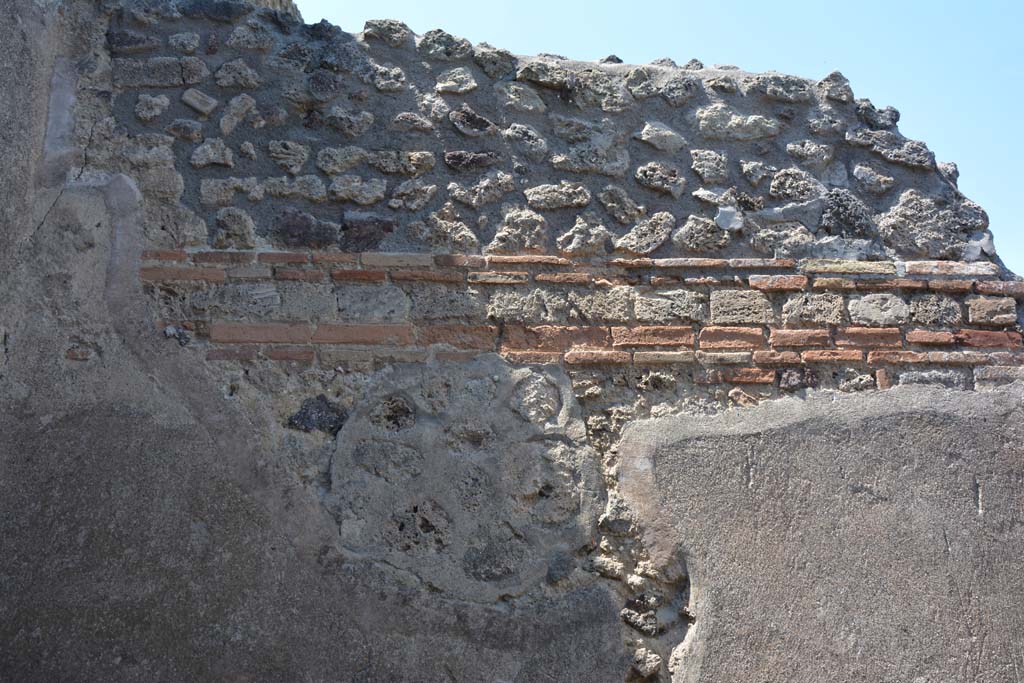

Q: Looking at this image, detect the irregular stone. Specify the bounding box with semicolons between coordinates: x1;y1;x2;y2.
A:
473;43;517;78
848;293;910;326
516;60;572;90
549;116;629;176
782;293;845;325
495;81;546;113
389;179;438;211
598;185;645;225
632;647;662;678
190;138;234;168
444;150;502;172
624;67;657;99
267;140;309;175
770;168;823;201
435;66;477;93
219;94;255;135
263;176;328;203
820;189;875;237
740;160;777;188
410;202;480;251
856;99;900;130
569;287;632;323
635;289;707;324
877;189;989;259
418;29;473;61
199;176;262;205
635;162;686;198
967;297;1017;326
690;149;729;184
225;21;275;51
336;284;410;322
818;71;854;102
214;58;261;88
362;19;412;47
660;73;701;106
108;29;161;54
112;57;184;88
779;367;820;391
166;118;204;142
328;176;387;205
614;212;675;255
853;164;896;194
181;88;219;115
368;151;436;176
486;207;549;254
369;63;406;92
710;289;773;324
846;128;934;169
392;112;435;132
316;146;368;175
449;104;498;136
751;73;812;102
179;0;253;22
488;288;564;324
696;103;780;140
135;94;169;122
213;207;257;249
571;68;634;113
555;213;613;256
307;69;342;102
911;294;962;326
749;222;815;258
898;370;969;390
502;123;548;161
287;395;347;435
524;181;591;210
672;215;729;252
787;140;833;169
326;107;374;137
340;211;397;250
273;207;340;249
182;57;209;85
448;171;515;208
635;121;686;153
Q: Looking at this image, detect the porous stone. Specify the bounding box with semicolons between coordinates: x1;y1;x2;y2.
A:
487;207;549;254
495;81;546;113
411;202;480;251
473;43;517;78
782;293;845;326
435;66;477;93
449;104;498;137
213;207;257;249
696;103;780;140
524;181;591;210
190;138;234;168
635;121;687;153
328;175;387;205
635;162;686;198
690;149;729;184
502;123;548;161
418;29;472;61
911;294;962;326
635;289;707;323
848;293;910;326
219;94;255;135
614;211;675;255
135;94;169;122
967;296;1017;326
597;185;646;225
215;58;261;88
267;140;309;175
556;213;613;256
448;171;516;208
389;178;438;211
672;215;729;252
770;168;823;201
786;140;833;169
363;19;412;47
316;146;368;175
711;289;773;324
818;70;854;102
326;107;374;137
853;164;896;194
877;189;989;259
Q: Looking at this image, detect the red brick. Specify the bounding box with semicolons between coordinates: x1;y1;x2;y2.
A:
263;346;315;362
867;350;929;364
812;277;857;291
594;276;637;287
906;330;956;345
649;276;682;287
141;249;186;261
685;276;743;286
434;254;486;268
259;252;310;264
927;279;974;293
360;253;434;268
417;325;498;350
206;346;257;361
503;325;611;351
855;278;927;291
652;258;728;269
312;324;414;345
331;269;387;282
802;349;864;363
752;350;802;365
193;251;255;265
608;258;654;269
720;367;777;384
698;326;765;349
535;273;593;285
466;271;530;285
955;329;1023;348
876;368;894;390
563;348;631;365
487;254;572;266
140;266;226;283
768;328;830;347
389;270;464;283
728;258;796;269
311;252;359;264
501;350;563;364
210;323;312;344
904;261;1000;276
834;327;903;348
976;281;1024;297
748;275;808;291
274;268;326;282
611;326;695;348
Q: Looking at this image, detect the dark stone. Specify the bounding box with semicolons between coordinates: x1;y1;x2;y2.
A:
448;104;497;136
856;99;900;130
779;367;819;392
546;552;574;584
273;208;339;249
179;0;252;22
259;8;300;33
306;19;344;43
340;212;396;251
737;192;764;211
287;395;347;435
319;38;370;76
277;41;314;69
620;608;660;636
307;69;342;101
599;55;622;64
820;188;876;237
106;30;161;54
166;118;203;142
443;150;502;172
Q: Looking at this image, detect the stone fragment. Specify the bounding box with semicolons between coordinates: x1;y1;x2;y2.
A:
598;185;646;225
877;189;989;259
516;60;572;90
168;31;200;55
392;112;435;132
135;94;169;122
696;104;780;140
853;164;895;194
180;56;210;85
307;69;342;102
273;207;340;249
495;81;546;113
751;73;812;102
898;370;969;390
550;115;629;176
856;99;900;130
449;104;498;137
418;29;473;61
287;395;347;435
818;70;854;102
635;289;707;323
368;151;436;176
556;213;613;256
632;647;662;678
846;128;934;169
473;43;517;78
524;181;591;210
369;63;406;92
326;107;374;137
181;88;218;115
635;162;686;198
786;140;833;169
108;30;161;55
672;215;729;252
389;179;438;211
635;121;686;153
710;289;773;324
660;73;701;106
571;68;634;113
267;140;309;175
190;138;234;168
328;176;387;205
502;123;548;160
167;118;204;142
226;21;275;51
363;19;412;47
238;142;256;159
444;150;502;172
219;94;255;135
569;287;632;324
967;297;1017;326
848;293;910;326
199;177;262;205
410;202;480;251
448;171;515;208
820;189;875;237
770;168;823;201
340;211;397;251
911;294;962;326
740;160;777;187
486;207;548;254
435;66;477;93
112;57;184;88
615;212;675;255
779;367;819;391
782;293;845;325
213;207;257;249
690;149;729;184
624;67;657;99
316;146;368;175
263;176;327;203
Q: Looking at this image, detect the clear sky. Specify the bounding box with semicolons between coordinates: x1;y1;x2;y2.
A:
296;0;1023;274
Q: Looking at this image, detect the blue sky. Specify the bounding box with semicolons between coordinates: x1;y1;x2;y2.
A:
296;0;1023;274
